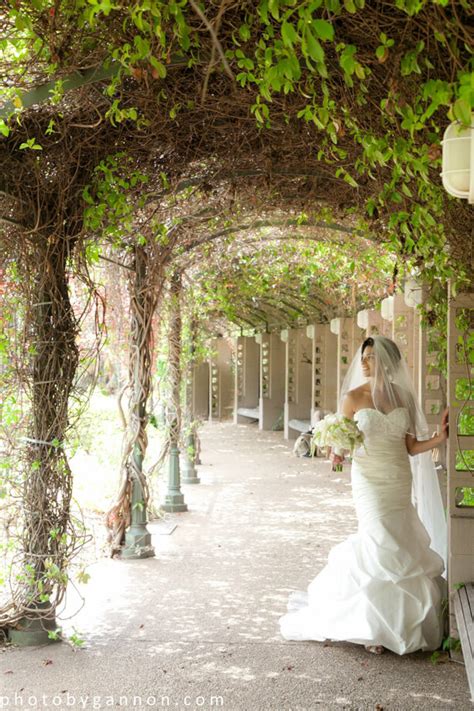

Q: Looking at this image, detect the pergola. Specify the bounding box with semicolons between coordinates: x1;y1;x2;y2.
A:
0;0;472;698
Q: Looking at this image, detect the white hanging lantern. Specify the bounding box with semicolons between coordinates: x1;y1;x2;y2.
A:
381;296;394;322
357;310;369;330
441;117;474;203
330;317;340;335
404;277;423;308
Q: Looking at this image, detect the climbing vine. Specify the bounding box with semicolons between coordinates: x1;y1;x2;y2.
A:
0;0;472;637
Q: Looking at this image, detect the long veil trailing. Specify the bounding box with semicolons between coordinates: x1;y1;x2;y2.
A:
339;336;447;572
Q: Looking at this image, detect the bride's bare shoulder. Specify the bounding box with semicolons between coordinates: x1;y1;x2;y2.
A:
346;384;370;401
342;385;370;415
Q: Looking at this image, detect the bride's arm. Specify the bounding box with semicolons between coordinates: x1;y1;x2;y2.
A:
341;393;356;419
405;408;449;455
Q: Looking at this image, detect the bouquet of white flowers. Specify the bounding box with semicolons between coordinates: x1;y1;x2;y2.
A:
311;413;365;471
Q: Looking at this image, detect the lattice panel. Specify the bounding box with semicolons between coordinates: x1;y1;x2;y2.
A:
313;343;322;409
392;295;415;376
340;325;350;384
210;362;219;418
447;288;474;637
287;334;297;404
236;339;244;398
261;339;270;398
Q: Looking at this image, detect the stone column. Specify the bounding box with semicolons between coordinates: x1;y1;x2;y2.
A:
357;308;388;339
331;316;365;405
208;337;234;422
281;327;313;439
391;293;416;384
307;323;338;418
446;284;474;638
181;326;201;485
192;361;210;420
258;332;285;430
234;335;260;423
161;273;188;513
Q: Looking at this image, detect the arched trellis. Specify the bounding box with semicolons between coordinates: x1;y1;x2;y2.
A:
0;0;472;653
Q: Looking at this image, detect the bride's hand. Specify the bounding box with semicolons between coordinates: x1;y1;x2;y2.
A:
439;407;449;441
329;450;345;471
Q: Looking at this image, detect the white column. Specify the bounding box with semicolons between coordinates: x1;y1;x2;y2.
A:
447;284;474;637
208;337;233;422
307;323;338;418
191;361;210;420
258;332;285;431
331;316;365;405
391;293;416;383
233;335;260;424
281;327;313;439
357;308;388;338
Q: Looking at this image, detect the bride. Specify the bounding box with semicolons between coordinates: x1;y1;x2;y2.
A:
279;335;449;655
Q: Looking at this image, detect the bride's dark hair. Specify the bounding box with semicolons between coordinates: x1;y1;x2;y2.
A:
362;336;401;367
361;337;374;355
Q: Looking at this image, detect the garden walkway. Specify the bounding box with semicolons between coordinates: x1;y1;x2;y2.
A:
1;423;471;710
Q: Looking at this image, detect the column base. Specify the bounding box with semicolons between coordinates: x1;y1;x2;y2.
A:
120;525;155;559
162;446;188;510
160;493;188;512
181;475;200;484
8;603;59;647
181;459;200;484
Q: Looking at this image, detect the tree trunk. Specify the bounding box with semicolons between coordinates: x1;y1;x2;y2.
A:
3;235;79;636
105;245;159;557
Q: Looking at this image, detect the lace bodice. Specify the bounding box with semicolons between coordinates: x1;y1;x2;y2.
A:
354;407;410;437
351;407;411;464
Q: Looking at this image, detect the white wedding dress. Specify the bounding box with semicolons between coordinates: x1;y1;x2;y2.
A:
279;407;446;655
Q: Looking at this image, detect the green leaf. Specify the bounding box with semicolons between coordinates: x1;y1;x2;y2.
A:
343;172;358;188
239;24;251;41
149;55;167;78
453;98;471;127
0;120;9;137
19;138;43;151
339;45;356;75
281;22;298;47
268;0;280;20
312;19;334;42
45;119;55;136
134;34;150;58
305;29;325;64
82;186;95;205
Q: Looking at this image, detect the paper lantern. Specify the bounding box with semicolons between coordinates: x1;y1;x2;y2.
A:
357;310;369;330
381;296;394;322
441;118;474;203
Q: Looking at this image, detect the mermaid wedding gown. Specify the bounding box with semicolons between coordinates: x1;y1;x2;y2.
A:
279;407;446;655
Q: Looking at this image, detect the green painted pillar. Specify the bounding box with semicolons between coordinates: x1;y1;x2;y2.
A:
161;446;188;511
121;445;155;558
8;601;58;647
181;431;200;484
161;272;188;513
120;246;156;559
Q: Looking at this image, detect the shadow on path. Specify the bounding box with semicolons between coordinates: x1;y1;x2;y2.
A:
0;423;470;710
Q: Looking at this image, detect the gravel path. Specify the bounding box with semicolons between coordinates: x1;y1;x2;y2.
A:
1;422;471;710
